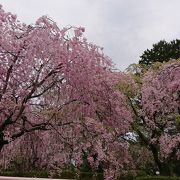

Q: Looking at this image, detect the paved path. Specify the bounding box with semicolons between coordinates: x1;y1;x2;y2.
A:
0;177;74;180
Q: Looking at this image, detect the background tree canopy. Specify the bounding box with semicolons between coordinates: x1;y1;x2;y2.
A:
139;39;180;65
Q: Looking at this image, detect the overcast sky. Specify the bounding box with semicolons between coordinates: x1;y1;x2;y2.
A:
0;0;180;70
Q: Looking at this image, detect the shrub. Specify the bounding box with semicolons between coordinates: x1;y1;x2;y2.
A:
135;176;180;180
0;170;48;178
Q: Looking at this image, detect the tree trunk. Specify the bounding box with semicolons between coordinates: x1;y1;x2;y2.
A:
0;143;3;152
159;162;174;176
0;131;8;152
149;143;174;176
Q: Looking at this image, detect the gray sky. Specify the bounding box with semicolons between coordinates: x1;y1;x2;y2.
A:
0;0;180;70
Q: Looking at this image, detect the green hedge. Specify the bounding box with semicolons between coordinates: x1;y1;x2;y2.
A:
135;176;180;180
78;172;103;180
0;170;103;179
61;171;104;180
60;170;76;179
0;170;48;178
1;171;180;180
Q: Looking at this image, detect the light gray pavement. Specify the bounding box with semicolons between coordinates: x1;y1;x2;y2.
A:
0;177;74;180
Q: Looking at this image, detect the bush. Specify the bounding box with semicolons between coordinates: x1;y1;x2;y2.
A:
135;176;180;180
0;170;104;179
60;170;76;179
118;174;135;180
78;172;103;180
136;170;148;177
0;170;48;178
